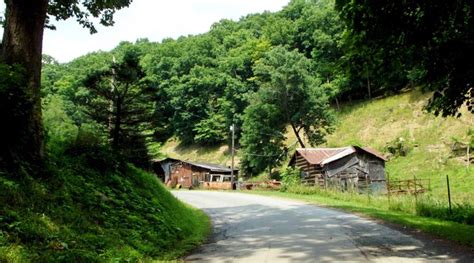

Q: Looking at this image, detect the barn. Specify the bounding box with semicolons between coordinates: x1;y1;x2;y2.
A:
288;146;387;193
152;157;179;183
152;158;238;189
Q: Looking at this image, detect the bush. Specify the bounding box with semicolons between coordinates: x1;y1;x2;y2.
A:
43;95;79;156
385;136;411;157
280;167;301;192
62;129;121;174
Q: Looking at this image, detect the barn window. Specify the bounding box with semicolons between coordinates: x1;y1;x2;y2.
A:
211;175;221;182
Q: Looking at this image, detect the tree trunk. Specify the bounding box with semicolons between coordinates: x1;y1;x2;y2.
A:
291;123;305;148
0;0;48;174
112;97;122;150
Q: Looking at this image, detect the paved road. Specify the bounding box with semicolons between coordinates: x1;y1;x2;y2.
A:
173;191;473;262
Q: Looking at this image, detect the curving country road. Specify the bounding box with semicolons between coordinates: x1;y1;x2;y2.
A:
173;191;472;262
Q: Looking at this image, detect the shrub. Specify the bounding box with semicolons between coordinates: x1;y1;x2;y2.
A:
385;136;411;157
280;167;301;192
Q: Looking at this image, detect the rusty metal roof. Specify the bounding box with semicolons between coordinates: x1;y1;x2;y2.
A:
295;147;353;165
152;158;238;172
294;146;386;166
357;146;388;161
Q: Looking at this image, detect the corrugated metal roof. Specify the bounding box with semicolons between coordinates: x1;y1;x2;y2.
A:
187;161;237;173
296;147;353;165
152;158;238;172
358;146;388;161
294;146;386;166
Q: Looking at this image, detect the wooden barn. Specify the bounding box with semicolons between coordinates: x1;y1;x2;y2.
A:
288;146;387;193
152;158;238;189
152;157;179;183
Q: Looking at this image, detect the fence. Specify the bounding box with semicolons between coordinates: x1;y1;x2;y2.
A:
387;178;431;195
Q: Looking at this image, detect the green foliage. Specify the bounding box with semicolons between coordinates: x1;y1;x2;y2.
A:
253;46;335;146
193;112;227;145
0;145;210;262
416;198;474;226
240;46;334;175
42;95;79;155
47;0;133;34
279;167;301;192
240;103;286;176
384;137;411;157
79;46;155;167
336;0;474;116
468;128;474;148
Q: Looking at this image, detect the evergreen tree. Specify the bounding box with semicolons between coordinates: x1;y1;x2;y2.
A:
80;48;154;167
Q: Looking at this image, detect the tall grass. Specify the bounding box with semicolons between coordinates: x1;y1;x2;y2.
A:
281;184;474;226
0;142;210;262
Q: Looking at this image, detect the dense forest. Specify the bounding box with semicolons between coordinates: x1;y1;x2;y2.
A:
38;0;473;176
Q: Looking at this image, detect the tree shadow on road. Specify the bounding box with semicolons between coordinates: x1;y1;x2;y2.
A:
186;201;473;262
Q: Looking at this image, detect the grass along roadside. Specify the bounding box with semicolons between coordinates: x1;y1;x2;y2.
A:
245;189;474;247
0;157;211;262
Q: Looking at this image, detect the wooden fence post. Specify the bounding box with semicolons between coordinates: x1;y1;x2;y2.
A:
366;175;370;204
446;174;452;214
387;172;391;208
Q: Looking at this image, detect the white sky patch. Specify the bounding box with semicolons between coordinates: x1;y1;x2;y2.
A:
0;0;289;63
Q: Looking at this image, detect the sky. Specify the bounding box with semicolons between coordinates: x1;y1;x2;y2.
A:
0;0;289;63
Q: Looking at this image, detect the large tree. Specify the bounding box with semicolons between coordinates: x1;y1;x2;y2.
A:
240;46;334;175
252;46;334;148
0;0;132;174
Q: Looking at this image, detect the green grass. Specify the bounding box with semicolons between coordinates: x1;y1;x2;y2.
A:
323;90;473;203
247;189;474;247
0;152;210;262
160;137;235;167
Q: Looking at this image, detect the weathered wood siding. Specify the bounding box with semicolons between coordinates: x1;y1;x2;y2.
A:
170;163;208;188
295;152;324;187
292;151;386;194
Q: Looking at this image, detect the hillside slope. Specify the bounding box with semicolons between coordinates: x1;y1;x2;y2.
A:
322;91;473;202
162;90;473;201
0;151;209;262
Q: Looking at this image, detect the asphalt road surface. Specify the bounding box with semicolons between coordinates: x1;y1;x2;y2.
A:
173;191;473;263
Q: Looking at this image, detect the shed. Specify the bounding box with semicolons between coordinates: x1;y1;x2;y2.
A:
152;158;238;189
152;157;180;183
288;146;387;193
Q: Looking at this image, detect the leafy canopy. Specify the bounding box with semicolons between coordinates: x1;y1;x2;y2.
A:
336;0;474;116
47;0;133;33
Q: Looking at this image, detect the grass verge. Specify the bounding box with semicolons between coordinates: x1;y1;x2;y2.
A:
246;190;474;247
0;152;210;262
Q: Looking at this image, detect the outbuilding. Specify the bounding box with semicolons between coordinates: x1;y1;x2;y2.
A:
152;158;238;189
288;146;387;193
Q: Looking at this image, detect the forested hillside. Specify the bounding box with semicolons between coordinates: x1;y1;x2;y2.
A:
41;0;473;177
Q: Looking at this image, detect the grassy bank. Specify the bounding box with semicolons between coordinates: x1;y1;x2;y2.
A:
247;189;474;247
323;90;473;203
0;152;210;262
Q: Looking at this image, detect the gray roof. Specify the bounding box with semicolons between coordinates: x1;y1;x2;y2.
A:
187;161;237;173
152;158;237;172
